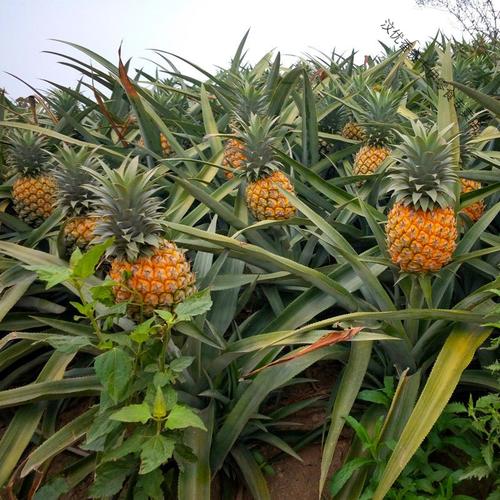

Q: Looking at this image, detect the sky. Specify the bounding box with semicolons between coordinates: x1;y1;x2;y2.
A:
0;0;466;98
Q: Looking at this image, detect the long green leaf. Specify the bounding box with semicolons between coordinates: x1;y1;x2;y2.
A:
373;320;492;499
319;341;372;497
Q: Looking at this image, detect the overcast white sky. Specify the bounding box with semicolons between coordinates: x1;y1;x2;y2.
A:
1;0;468;98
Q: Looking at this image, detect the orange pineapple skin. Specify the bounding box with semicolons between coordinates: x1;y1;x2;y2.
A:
341;122;366;141
354;145;391;175
222;139;246;179
246;171;296;221
109;240;196;316
386;203;457;273
138;134;172;157
460;179;485;222
64;216;99;249
159;132;172;157
12;175;57;226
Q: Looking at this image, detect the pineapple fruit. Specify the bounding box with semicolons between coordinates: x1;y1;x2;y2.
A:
460;178;485;221
7;130;57;226
236;115;296;221
222;138;246;179
138;133;172;157
341;121;366;141
52;144;100;250
386;122;458;273
86;157;196;317
353;88;400;176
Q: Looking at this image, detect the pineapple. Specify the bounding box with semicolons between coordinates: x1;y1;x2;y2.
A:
460;178;485;222
159;132;172;157
341;121;366;141
353;88;400;176
236;114;296;221
386;122;458;273
457;116;485;222
221;73;269;179
222;138;246;179
138;133;172;157
7;130;57;226
86;157;196;317
51;144;100;250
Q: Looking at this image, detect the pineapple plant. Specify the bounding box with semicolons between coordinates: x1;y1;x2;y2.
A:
386;122;458;273
6;130;57;226
221;73;270;179
235;114;296;221
51;144;100;250
86;157;196;317
353;88;401;176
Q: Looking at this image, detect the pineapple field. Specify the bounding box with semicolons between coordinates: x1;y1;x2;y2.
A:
0;31;499;500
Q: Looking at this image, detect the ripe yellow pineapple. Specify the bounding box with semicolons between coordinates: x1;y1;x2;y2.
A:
234;114;296;221
7;130;57;226
246;170;296;221
386;122;458;273
86;157;196;317
222;138;246;179
52;144;101;250
353;88;401;176
460;178;485;222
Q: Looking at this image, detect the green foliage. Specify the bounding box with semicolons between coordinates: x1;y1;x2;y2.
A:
331;390;500;499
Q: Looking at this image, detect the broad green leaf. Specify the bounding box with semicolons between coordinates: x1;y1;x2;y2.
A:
45;335;93;353
24;265;72;289
165;405;207;431
140;435;175;474
110;403;152;424
134;469;164;500
130;318;156;344
94;348;133;404
89;459;134;498
72;238;114;279
170;356;195;372
175;288;212;318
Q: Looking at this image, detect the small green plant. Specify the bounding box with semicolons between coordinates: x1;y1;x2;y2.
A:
331;380;500;499
27;241;211;498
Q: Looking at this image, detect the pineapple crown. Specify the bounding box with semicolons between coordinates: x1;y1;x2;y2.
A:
47;87;81;117
233;113;284;182
84;156;165;262
388;121;458;211
318;81;349;133
51;145;100;216
353;87;402;146
226;73;270;126
6;130;51;177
